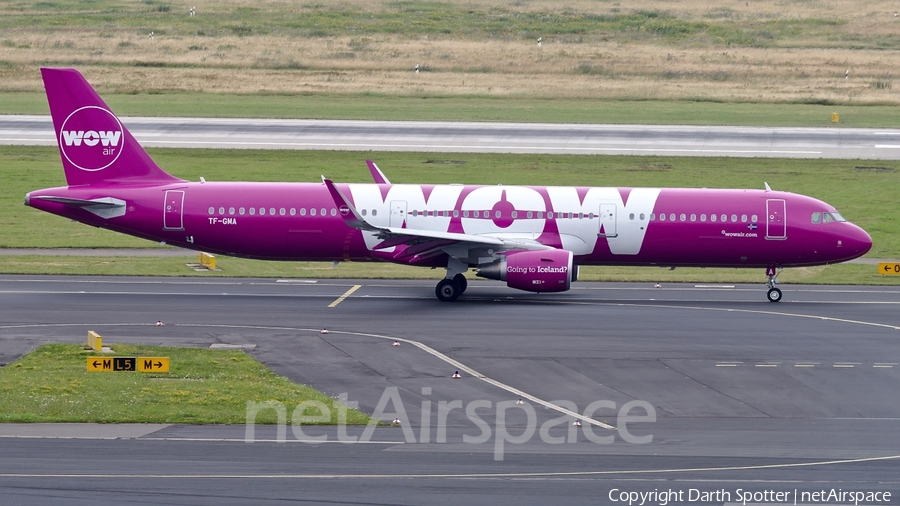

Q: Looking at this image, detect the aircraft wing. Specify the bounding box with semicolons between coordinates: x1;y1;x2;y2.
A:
324;179;550;254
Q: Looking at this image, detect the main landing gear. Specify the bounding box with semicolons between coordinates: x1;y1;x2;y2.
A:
436;259;468;302
765;265;783;303
435;274;468;302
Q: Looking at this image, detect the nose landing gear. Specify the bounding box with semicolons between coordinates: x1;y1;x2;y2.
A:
766;265;782;302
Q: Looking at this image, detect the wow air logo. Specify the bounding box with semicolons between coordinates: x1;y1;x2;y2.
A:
59;106;124;171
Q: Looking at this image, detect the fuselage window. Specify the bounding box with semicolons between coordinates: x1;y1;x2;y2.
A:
249;207;256;216
659;213;666;221
680;213;686;222
310;208;316;216
649;213;656;221
511;211;518;219
362;209;367;216
280;208;286;216
300;208;307;216
700;214;706;222
548;212;554;220
239;207;245;216
454;210;459;218
372;209;377;216
259;207;265;216
751;214;758;222
640;213;645;220
208;207;214;215
710;214;717;222
320;208;326;216
690;214;696;222
537;211;544;219
669;213;676;221
290;208;296;216
720;214;727;222
218;207;225;215
811;212;821;223
731;214;738;223
629;213;635;220
229;207;235;215
330;208;337;217
741;214;747;222
463;210;469;218
271;208;277;216
527;211;533;219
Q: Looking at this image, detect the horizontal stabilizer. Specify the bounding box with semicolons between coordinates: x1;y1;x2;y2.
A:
32;196;123;208
31;195;126;219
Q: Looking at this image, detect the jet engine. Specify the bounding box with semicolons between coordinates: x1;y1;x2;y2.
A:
476;249;577;293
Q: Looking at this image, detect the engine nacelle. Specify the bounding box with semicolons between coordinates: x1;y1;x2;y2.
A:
477;249;577;293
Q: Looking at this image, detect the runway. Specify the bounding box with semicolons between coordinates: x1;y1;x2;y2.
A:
4;115;900;159
0;276;898;505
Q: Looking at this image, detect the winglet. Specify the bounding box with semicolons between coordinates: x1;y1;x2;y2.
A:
323;179;379;231
366;160;391;185
764;182;772;191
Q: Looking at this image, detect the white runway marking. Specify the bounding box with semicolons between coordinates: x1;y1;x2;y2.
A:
0;453;897;480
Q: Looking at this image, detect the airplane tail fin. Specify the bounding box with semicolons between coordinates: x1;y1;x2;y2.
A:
41;68;184;187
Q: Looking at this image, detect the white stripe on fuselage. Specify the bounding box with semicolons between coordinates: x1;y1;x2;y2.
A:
347;184;661;256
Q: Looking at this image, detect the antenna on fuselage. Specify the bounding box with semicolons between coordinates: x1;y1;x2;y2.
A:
764;182;772;191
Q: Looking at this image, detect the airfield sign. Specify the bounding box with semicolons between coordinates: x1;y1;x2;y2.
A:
878;262;900;276
87;356;169;372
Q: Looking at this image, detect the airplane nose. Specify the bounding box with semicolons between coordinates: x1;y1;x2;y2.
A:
841;224;872;260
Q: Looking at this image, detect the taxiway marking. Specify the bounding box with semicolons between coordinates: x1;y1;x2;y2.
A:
328;284;361;307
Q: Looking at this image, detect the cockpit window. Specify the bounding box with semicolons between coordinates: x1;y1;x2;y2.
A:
816;212;847;223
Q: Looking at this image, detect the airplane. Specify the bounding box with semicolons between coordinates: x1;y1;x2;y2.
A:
25;68;873;302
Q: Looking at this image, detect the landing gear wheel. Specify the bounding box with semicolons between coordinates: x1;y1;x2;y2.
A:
766;287;782;303
453;274;468;294
436;278;461;302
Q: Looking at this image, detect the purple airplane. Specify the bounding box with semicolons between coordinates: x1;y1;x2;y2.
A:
26;68;872;302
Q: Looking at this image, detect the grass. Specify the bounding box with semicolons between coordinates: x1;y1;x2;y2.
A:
4;145;899;257
3;90;899;127
1;1;899;104
0;343;372;424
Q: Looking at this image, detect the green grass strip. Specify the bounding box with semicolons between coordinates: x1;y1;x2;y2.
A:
3;91;898;127
0;343;371;425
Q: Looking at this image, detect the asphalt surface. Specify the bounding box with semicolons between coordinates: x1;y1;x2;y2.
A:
0;276;898;505
4;115;900;159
